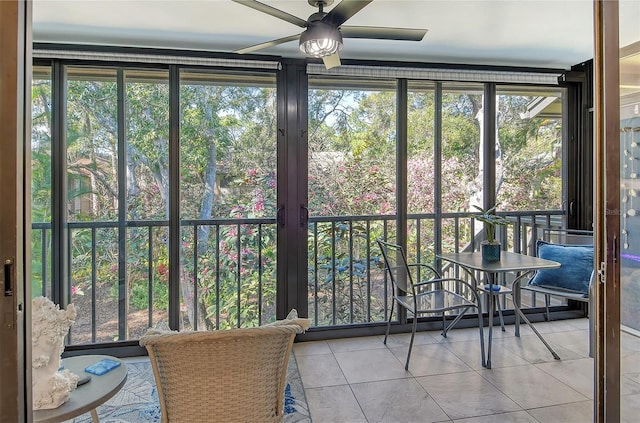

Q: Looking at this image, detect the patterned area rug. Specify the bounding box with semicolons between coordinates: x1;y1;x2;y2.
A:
66;355;310;422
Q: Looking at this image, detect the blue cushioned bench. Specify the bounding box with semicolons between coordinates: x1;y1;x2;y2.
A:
517;229;594;356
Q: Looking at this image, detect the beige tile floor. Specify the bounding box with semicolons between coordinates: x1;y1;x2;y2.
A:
293;318;640;422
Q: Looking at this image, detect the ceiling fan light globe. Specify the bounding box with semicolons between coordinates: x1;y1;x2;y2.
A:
300;38;342;57
299;23;343;58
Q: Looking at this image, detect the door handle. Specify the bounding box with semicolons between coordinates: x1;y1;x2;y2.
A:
300;204;309;228
569;200;575;217
277;205;285;228
4;259;13;296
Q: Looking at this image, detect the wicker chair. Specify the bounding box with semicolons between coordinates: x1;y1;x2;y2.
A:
140;325;299;423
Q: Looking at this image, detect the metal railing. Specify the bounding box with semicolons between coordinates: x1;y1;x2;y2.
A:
31;209;566;345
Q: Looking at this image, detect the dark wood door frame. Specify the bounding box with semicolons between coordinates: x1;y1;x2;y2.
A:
594;0;621;421
0;0;31;420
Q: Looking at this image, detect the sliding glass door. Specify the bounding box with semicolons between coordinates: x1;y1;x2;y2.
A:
618;1;640;421
597;0;640;421
30;65;280;345
179;70;278;330
307;76;397;327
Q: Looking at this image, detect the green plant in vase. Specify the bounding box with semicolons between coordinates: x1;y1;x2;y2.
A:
470;204;509;261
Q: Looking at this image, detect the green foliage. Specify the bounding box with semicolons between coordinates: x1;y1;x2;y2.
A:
198;221;278;330
497;94;562;210
130;278;169;311
308;220;385;325
31;68;565;337
441;92;482;159
470;205;509;243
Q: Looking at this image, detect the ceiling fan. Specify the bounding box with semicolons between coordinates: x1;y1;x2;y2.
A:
232;0;428;69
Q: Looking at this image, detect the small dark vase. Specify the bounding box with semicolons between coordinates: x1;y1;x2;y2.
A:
481;242;501;262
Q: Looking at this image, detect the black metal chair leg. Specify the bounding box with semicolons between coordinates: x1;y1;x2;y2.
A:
442;306;470;337
383;299;395;345
405;314;418;370
545;294;551;321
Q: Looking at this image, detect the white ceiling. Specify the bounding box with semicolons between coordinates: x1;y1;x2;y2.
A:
30;0;639;70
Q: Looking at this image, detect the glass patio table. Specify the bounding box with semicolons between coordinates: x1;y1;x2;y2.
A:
438;251;560;369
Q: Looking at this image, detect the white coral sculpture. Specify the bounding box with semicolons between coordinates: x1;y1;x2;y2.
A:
32;297;79;410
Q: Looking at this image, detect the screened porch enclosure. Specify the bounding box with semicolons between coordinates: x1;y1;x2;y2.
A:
29;51;593;351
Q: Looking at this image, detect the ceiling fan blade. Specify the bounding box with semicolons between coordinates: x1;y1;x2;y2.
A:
322;52;342;69
234;34;301;54
340;26;427;41
322;0;373;27
232;0;308;28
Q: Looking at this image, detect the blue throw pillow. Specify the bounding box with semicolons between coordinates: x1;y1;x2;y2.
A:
528;240;593;295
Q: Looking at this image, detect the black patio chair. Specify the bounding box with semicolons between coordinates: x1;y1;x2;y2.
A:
377;239;485;370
